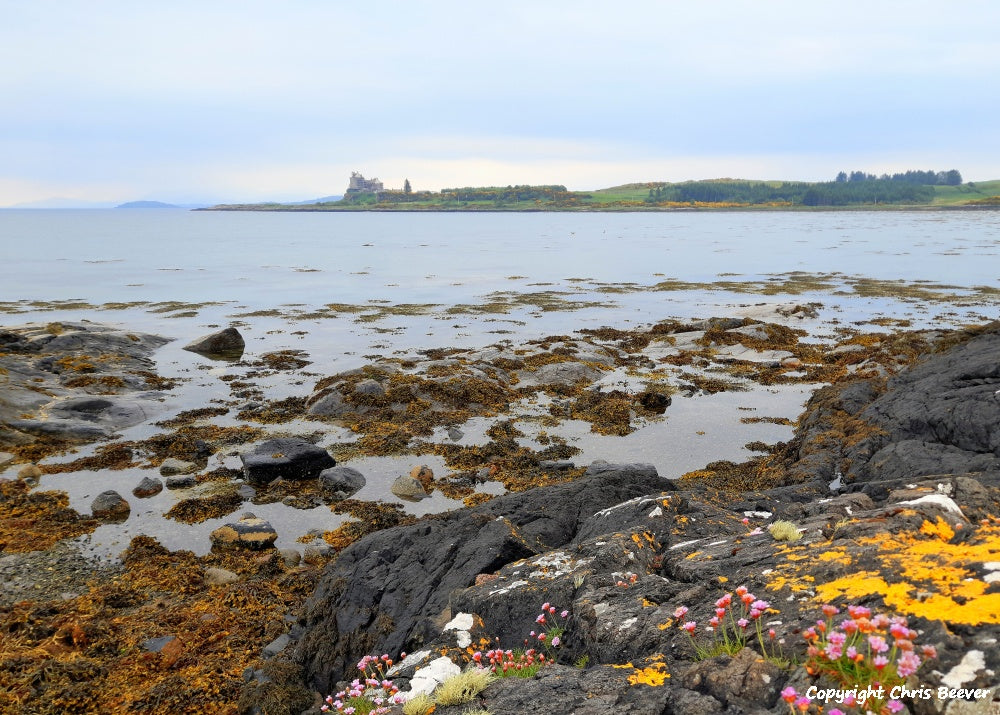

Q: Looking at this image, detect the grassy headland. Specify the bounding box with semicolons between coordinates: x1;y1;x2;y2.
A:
204;177;1000;212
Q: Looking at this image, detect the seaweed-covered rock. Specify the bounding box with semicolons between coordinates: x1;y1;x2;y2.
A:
240;438;335;486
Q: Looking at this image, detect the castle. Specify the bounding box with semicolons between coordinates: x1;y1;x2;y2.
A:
345;171;384;196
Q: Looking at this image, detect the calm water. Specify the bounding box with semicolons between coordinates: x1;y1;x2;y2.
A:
2;209;998;556
1;209;999;304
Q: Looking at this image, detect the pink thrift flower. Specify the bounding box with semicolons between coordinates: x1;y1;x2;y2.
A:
868;635;889;653
541;602;550;611
551;636;561;647
824;642;843;660
561;610;569;618
828;631;846;646
897;650;921;677
873;654;889;669
737;618;749;629
822;604;840;617
735;585;748;596
683;621;697;633
922;644;938;659
709;616;720;627
750;599;770;611
887;700;904;713
781;686;797;703
674;606;689;619
829;710;845;715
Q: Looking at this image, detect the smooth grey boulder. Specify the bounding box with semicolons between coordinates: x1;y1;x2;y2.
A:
318;466;366;498
182;327;245;358
240;438;335;486
390;474;428;500
91;490;130;521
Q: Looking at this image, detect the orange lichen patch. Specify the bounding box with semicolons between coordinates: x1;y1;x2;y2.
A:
657;619;674;631
611;662;635;669
920;516;955;542
628;662;670;686
718;575;729;583
815;548;851;564
810;521;1000;625
0;479;98;551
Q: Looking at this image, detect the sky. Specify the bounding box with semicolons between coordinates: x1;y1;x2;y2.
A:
2;1;999;206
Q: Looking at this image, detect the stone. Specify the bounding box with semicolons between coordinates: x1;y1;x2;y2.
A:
280;549;301;567
165;474;197;489
262;634;292;658
318;466;366;498
159;457;197;476
17;464;43;480
182;327;245;358
142;635;176;653
516;361;602;388
353;378;385;396
302;544;333;564
390;474;429;500
210;515;278;550
91;490;130;521
204;567;240;586
132;476;163;498
240;438;335;486
0;452;15;469
447;426;464;441
305;390;350;417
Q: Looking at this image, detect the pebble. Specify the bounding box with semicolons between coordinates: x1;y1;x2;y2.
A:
159;458;198;476
204;567;240;586
165;475;197;490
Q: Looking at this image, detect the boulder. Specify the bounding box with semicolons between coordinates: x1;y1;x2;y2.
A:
132;476;163;498
295;464;666;692
318;466;366;498
91;490;130;521
159;458;197;476
165;475;197;490
182;327;245;358
204;567;240;586
390;474;429;500
210;513;278;550
240;438;335;486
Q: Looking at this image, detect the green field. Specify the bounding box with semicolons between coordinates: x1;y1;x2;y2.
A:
930;180;1000;205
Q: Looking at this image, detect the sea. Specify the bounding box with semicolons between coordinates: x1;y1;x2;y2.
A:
1;208;998;556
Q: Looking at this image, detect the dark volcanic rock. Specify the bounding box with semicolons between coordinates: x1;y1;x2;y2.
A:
240;438;335;486
774;324;1000;486
182;327;245;358
296;464;667;692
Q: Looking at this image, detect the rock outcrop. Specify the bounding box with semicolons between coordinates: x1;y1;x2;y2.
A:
285;325;1000;715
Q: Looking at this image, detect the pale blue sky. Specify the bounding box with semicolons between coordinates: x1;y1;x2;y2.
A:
2;1;998;205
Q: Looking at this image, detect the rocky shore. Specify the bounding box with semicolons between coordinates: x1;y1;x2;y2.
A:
1;318;999;714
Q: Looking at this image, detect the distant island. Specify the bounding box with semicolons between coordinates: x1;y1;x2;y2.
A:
203;170;1000;212
116;200;180;209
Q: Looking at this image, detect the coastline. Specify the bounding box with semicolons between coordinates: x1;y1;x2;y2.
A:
2;316;999;713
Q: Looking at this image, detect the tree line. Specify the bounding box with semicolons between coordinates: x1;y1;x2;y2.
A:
644;169;963;206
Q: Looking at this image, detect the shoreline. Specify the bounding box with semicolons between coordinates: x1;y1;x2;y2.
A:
3;318;998;712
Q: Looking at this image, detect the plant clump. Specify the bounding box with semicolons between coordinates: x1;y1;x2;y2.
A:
433;667;494;705
768;520;802;542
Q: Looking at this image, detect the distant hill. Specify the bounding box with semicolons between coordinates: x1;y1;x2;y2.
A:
116;200;181;209
286;195;343;205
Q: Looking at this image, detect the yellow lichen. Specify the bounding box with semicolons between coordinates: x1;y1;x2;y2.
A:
628;662;669;686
